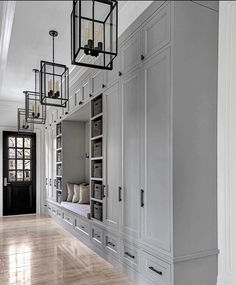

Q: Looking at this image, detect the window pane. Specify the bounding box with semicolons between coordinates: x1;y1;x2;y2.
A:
8;148;15;159
9;171;15;182
17;138;23;148
24;149;30;159
17;171;23;181
8;137;15;147
24;138;31;148
17;160;23;170
24;170;31;181
24;160;30;170
9;160;15;170
17;149;23;159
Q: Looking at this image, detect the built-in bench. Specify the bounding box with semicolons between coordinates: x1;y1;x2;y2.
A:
60;202;90;219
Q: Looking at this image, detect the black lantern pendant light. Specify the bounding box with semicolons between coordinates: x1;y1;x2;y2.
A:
25;69;46;124
40;30;69;108
18;107;34;133
71;0;118;70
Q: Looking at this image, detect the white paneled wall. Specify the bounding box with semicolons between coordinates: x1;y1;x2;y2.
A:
218;1;236;285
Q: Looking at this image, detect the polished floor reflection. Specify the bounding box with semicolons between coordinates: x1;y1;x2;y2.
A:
0;215;134;285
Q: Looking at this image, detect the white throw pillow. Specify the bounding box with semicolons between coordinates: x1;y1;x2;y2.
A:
79;184;90;204
72;184;80;203
67;183;74;202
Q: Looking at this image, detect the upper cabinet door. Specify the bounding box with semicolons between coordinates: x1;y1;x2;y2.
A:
140;48;172;253
82;76;91;103
106;55;119;87
104;83;121;230
121;70;141;239
142;3;171;61
75;84;83;107
120;30;142;76
91;70;105;96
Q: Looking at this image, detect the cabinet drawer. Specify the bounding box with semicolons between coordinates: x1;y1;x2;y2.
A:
142;252;171;285
57;209;63;219
63;213;73;226
105;233;119;257
121;241;140;271
91;226;103;247
142;4;170;60
52;207;57;215
74;218;90;237
47;204;52;213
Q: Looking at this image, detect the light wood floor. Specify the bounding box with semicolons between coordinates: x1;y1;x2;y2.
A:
0;215;134;285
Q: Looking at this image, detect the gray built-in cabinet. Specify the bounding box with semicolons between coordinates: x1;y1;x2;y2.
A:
45;1;218;284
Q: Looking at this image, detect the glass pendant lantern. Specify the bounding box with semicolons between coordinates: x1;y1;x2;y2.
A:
18;108;34;133
71;0;118;70
40;30;69;108
25;69;46;124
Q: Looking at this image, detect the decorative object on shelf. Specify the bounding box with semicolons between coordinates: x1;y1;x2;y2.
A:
40;30;69;108
25;69;46;124
18;108;34;132
71;0;118;70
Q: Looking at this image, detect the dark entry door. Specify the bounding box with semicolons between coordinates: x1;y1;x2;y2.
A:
3;131;36;215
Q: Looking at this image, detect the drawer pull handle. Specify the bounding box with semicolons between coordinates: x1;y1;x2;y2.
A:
149;266;162;276
141;189;144;207
107;241;115;247
80;225;85;229
125;252;135;259
118;186;122;202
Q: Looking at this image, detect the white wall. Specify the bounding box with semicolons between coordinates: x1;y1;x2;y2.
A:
218;1;236;285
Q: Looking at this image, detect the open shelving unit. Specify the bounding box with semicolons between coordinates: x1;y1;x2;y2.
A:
90;94;104;222
56;122;62;203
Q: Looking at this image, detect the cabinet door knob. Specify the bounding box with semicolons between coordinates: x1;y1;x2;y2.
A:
119;71;122;76
149;266;162;276
79;101;83;105
102;84;106;89
141;54;145;61
89;94;93;98
59;116;62;119
65;112;68;115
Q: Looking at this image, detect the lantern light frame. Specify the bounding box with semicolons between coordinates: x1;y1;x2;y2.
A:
71;0;118;70
40;30;69;108
18;108;34;133
25;69;46;124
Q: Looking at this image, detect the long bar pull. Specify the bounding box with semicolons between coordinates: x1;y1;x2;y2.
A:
141;189;144;207
118;186;122;202
149;266;163;276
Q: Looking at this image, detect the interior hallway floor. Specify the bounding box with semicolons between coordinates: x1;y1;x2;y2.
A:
0;215;134;285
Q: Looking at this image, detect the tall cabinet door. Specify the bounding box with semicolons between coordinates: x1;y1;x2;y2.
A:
104;83;121;230
52;126;57;201
47;128;53;199
120;70;141;239
140;48;172;252
45;129;49;199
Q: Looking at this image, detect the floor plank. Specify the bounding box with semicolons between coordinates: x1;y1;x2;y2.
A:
0;215;134;285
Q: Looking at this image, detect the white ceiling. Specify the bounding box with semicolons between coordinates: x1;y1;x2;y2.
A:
0;0;147;105
0;1;72;103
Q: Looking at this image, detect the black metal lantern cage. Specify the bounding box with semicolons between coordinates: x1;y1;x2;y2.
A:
40;30;69;108
18;108;34;133
25;91;46;124
71;0;118;70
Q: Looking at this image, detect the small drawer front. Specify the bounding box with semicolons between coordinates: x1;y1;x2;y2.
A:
142;252;171;285
122;242;140;271
52;207;57;215
63;213;73;226
74;218;90;237
91;226;103;247
105;234;119;256
57;209;63;219
47;204;52;212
